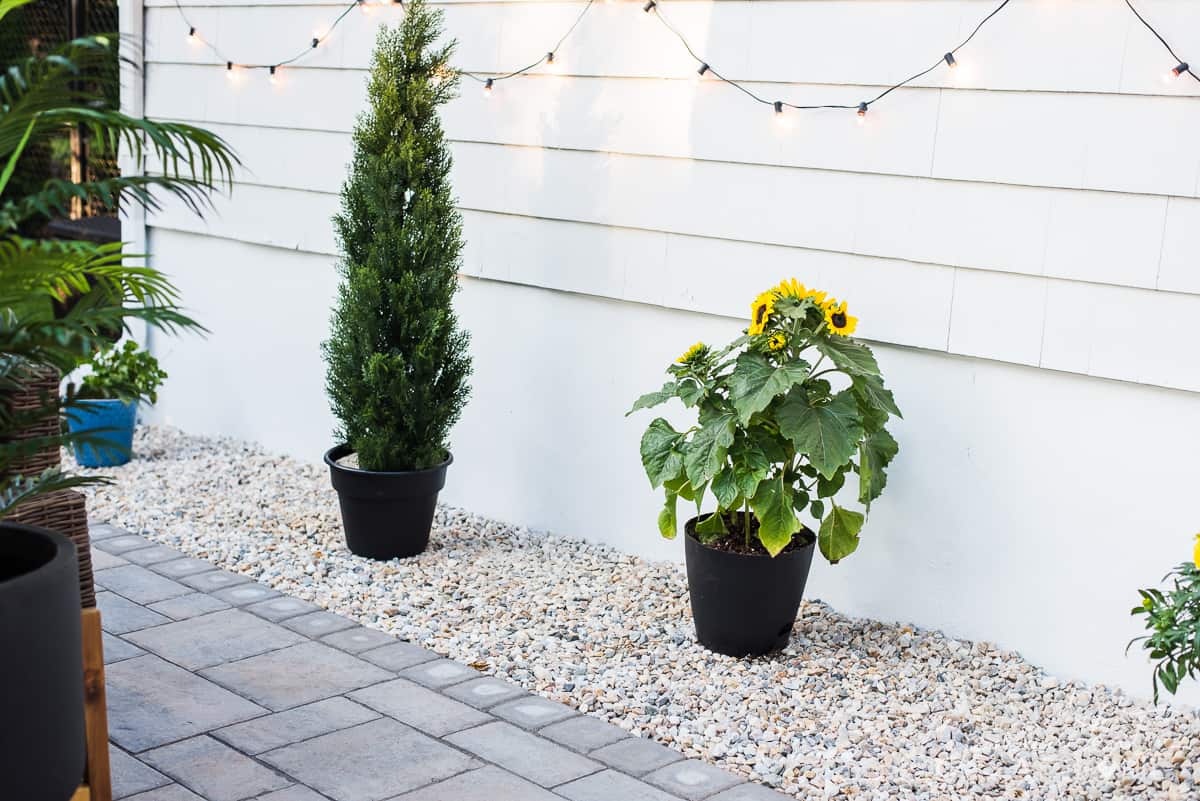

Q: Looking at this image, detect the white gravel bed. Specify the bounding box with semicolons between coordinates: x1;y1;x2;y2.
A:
79;426;1200;800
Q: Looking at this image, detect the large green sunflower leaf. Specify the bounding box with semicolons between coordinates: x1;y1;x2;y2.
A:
684;411;736;489
851;373;902;428
658;488;678;539
818;504;864;564
711;467;740;510
858;428;899;508
640;418;685;488
751;475;799;557
628;382;677;416
727;352;810;424
776;389;864;479
816;337;880;377
694;510;727;543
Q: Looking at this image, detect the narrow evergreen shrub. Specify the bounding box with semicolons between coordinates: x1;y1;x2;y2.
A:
324;1;471;472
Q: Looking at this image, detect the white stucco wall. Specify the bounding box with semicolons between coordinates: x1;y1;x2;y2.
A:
128;0;1200;699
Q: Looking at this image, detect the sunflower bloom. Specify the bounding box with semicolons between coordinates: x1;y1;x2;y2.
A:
774;278;808;300
749;291;776;336
768;332;787;351
676;341;708;364
1193;533;1200;569
805;288;828;307
823;300;858;337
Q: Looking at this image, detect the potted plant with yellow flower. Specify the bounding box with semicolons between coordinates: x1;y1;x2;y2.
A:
630;279;901;656
1129;535;1200;702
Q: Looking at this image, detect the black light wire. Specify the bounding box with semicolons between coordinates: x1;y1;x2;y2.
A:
651;0;1013;113
460;0;596;85
1123;0;1200;83
172;0;1197;114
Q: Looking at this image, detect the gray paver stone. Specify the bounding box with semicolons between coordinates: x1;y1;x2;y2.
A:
282;610;359;637
95;534;155;554
708;783;797;801
397;658;478;688
123;786;203;801
211;581;281;606
102;633;146;664
147;592;231;621
349;677;491;737
122;545;185;567
91;548;128;571
644;759;745;800
591;737;685;776
180;569;252;591
492;696;577;730
391;766;563;801
256;787;331;801
556;770;685;801
319;626;396;654
201;640;392;711
109;746;170;799
98;591;170;635
94;565;191;605
88;522;131;540
142;735;290;801
443;677;529;709
213;696;379;755
357;641;439;671
540;715;631;753
445;721;602;788
245;595;321;622
261;718;478;801
106;655;266;752
125;608;306;671
150;557;219;579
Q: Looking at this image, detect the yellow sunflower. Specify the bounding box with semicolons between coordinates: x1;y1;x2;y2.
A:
767;332;787;351
1193;533;1200;569
773;278;808;300
823;300;858;337
748;291;776;336
676;341;707;364
805;288;828;307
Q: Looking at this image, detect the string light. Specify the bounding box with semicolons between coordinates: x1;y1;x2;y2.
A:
269;65;279;84
172;0;1197;126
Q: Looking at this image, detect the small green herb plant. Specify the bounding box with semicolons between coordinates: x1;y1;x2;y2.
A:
630;278;901;562
1130;536;1200;702
73;341;168;404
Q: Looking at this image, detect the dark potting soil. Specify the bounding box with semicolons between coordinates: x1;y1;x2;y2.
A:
686;513;814;557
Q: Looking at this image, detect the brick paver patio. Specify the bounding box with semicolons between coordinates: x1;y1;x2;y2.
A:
91;521;787;801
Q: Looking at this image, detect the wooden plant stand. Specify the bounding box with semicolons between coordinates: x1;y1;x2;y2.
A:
76;606;112;801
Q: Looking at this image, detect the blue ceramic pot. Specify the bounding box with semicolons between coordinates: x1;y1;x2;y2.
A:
68;398;137;467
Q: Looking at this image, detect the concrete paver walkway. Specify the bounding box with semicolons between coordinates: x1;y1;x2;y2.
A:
92;521;788;801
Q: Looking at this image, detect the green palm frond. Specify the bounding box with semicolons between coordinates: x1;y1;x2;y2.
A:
0;466;111;518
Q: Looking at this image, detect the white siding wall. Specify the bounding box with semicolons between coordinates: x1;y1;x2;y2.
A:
130;0;1200;699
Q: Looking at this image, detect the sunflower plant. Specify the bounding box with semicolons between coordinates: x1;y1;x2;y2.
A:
630;279;901;562
1129;535;1200;703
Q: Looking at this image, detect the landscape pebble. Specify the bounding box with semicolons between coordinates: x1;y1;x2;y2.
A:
79;427;1200;800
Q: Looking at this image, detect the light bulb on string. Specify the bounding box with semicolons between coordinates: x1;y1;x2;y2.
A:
269;65;279;85
694;63;709;83
359;0;373;15
483;78;494;97
225;61;241;84
857;102;868;125
187;27;198;43
943;52;957;69
1163;62;1189;83
643;1;656;12
773;101;795;130
546;51;555;67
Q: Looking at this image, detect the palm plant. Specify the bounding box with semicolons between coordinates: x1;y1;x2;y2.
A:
0;0;237;515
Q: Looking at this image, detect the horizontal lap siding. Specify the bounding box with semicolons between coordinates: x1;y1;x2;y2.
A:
141;0;1200;396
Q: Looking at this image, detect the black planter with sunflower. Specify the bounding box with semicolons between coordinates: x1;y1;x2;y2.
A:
631;278;901;656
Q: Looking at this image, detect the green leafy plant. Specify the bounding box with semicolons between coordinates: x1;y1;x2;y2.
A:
323;0;471;472
70;340;168;404
1130;536;1200;702
0;0;236;516
630;278;901;561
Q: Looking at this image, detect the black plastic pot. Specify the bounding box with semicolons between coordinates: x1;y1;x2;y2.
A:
324;444;451;560
683;516;816;657
0;522;86;801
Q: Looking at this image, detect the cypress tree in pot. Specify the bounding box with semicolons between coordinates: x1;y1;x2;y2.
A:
323;1;471;560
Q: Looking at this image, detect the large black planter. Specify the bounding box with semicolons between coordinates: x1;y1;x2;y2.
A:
325;444;451;560
0;522;86;801
683;516;816;657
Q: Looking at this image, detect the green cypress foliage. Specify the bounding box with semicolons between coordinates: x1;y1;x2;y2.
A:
324;1;471;472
